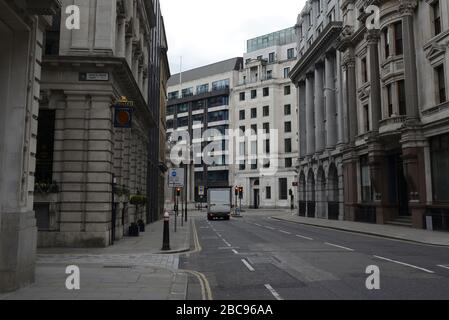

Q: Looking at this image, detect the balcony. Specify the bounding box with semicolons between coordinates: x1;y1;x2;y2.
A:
379;115;406;135
25;0;61;15
238;75;276;86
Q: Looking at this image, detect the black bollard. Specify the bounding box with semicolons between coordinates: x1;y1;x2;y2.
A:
162;211;171;251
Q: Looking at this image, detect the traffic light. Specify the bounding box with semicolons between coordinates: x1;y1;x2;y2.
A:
235;186;239;196
238;186;243;199
176;187;181;196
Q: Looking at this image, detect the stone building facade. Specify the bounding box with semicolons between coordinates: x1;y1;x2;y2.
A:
231;28;299;209
35;0;168;247
0;0;61;293
290;0;345;220
291;0;449;231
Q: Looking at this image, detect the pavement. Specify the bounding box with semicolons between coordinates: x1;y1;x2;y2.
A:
0;216;192;300
270;211;449;247
181;210;449;300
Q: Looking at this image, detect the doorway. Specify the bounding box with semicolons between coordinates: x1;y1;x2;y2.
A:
253;189;260;209
387;154;410;217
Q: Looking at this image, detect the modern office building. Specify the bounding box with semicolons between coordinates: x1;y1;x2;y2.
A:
165;58;243;206
231;28;299;209
289;0;345;219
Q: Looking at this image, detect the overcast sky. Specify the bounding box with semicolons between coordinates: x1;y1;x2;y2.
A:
160;0;306;74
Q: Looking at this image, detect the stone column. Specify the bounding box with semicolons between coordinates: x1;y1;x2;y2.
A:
367;30;382;132
345;51;358;143
399;0;419;122
116;18;126;58
325;52;337;148
305;72;315;155
315;64;325;152
298;81;307;158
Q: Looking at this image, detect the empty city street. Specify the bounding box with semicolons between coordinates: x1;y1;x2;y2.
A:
181;211;449;300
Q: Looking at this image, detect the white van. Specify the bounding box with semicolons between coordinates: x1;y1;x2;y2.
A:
207;187;232;221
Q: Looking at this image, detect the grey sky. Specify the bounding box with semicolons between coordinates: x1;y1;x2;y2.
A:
160;0;306;73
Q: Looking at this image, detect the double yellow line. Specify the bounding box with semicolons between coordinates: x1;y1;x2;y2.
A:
179;219;213;300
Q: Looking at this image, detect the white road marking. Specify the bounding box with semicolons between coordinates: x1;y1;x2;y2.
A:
279;230;291;235
296;234;314;241
255;223;262;227
222;239;232;247
374;255;435;274
264;284;283;301
265;226;275;230
324;242;355;252
241;259;255;272
437;265;449;270
232;249;239;255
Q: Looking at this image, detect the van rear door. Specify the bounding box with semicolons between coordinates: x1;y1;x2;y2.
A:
209;189;230;213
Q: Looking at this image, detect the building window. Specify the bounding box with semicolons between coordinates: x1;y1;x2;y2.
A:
251;108;257;118
394;22;403;56
182;87;193;98
251;89;257;99
279;178;288;200
284;67;290;78
267;70;273;79
285;138;292;153
263;87;269;97
208;95;229;108
239;161;246;171
177;116;189;128
285;121;292;133
361;57;368;83
167;105;175;115
363;104;370;133
212;79;230;91
177;103;189;113
208;110;229;122
386;84;393;117
35;110;56;183
284;85;291;95
197;84;209;95
263;122;270;133
436;64;447;104
284;104;291;115
285;158;292;168
383;28;390;59
430;133;449;202
287;48;295;59
239;110;245;120
266;186;272;199
360;155;373;202
167;119;174;129
264;139;270;153
239;92;245;101
433;0;442;36
192;100;205;111
263;106;269;117
168;91;179;100
398;80;406;115
251;124;257;134
269;52;275;63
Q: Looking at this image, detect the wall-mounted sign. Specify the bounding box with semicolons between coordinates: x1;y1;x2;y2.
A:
113;96;134;128
79;72;109;81
168;168;185;188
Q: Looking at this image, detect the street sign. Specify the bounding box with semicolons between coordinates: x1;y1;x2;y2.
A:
168;168;185;188
113;97;134;128
198;186;205;196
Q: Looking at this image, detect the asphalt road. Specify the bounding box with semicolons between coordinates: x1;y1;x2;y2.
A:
180;211;449;300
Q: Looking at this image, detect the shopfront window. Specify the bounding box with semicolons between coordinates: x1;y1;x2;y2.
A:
430;133;449;202
360;155;373;202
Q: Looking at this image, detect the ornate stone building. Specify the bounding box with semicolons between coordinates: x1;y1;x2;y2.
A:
35;0;168;247
291;0;449;231
0;0;61;293
290;0;345;219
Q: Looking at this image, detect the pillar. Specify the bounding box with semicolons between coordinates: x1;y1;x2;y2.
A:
315;64;325;152
325;53;337;148
367;30;382;132
306;73;315;155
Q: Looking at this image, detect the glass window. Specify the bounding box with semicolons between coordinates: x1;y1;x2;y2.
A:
267;70;273;79
263;106;269;117
192;100;205;111
279;178;288;200
360;155;373;202
239;110;245;120
284;67;290;79
287;48;295;59
239;92;245;101
263;87;269;97
263;122;270;133
251;89;257;99
196;84;209;95
285;138;292;153
285;158;292;168
430;133;449;202
212;79;230;91
363;104;370;133
168;91;179;100
361;57;368;83
284;85;291;95
208;95;229;108
398;80;406;115
208;110;229;123
192;114;204;123
436;64;447;104
383;28;390;59
269;52;275;63
177;116;189;128
285;121;292;133
266;186;272;199
433;1;442;36
387;84;393;117
182;87;193;98
167;105;175;115
166;119;174;129
394;22;403;56
284;104;291;115
177;103;189;113
251;108;257;118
